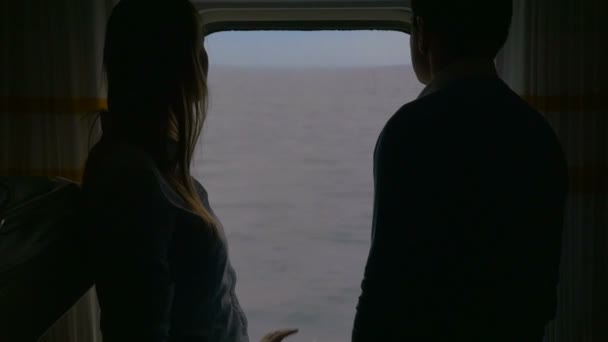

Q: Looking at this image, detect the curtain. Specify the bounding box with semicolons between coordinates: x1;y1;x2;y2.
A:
497;0;607;341
0;0;117;340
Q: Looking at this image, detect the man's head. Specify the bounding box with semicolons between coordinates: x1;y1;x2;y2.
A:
410;0;513;84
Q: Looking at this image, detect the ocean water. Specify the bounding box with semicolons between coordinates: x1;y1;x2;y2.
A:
192;66;423;342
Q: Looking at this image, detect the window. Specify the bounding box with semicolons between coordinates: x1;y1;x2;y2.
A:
193;31;423;342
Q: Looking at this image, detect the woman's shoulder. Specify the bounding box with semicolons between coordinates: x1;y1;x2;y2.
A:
82;139;166;203
86;139;158;174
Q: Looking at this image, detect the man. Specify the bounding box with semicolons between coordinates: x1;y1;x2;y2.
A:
352;0;568;341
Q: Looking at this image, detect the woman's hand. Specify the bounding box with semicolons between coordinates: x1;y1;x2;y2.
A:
260;328;299;342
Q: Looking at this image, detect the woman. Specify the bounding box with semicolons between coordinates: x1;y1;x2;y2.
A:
81;1;297;341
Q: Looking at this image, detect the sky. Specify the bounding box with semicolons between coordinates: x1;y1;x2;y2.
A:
206;30;413;68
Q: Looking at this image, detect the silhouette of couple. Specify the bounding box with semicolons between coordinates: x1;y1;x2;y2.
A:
82;0;567;341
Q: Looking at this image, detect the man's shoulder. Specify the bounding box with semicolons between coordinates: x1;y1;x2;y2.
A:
381;92;445;139
386;78;549;132
393;92;443;119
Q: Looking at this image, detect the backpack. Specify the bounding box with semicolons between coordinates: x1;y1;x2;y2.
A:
0;176;93;342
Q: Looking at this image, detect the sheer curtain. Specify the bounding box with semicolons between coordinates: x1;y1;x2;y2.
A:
497;0;607;341
0;0;116;340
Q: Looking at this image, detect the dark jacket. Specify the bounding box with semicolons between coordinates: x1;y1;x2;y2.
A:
81;137;249;342
353;77;568;341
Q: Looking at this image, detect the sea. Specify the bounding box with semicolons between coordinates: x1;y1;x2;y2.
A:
192;65;424;342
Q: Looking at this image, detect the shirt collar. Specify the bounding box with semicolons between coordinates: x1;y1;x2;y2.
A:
418;60;499;99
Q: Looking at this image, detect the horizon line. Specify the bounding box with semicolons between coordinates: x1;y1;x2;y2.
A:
209;63;413;69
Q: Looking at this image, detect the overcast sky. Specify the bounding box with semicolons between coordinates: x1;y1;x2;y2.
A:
206;30;412;67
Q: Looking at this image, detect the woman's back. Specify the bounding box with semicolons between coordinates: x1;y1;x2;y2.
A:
81;138;249;342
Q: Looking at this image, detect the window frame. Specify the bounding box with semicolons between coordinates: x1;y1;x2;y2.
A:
197;7;413;35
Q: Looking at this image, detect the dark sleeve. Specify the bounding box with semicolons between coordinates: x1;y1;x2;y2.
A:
84;146;177;342
352;117;434;341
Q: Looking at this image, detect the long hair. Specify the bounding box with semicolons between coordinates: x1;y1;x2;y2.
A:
102;0;216;230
